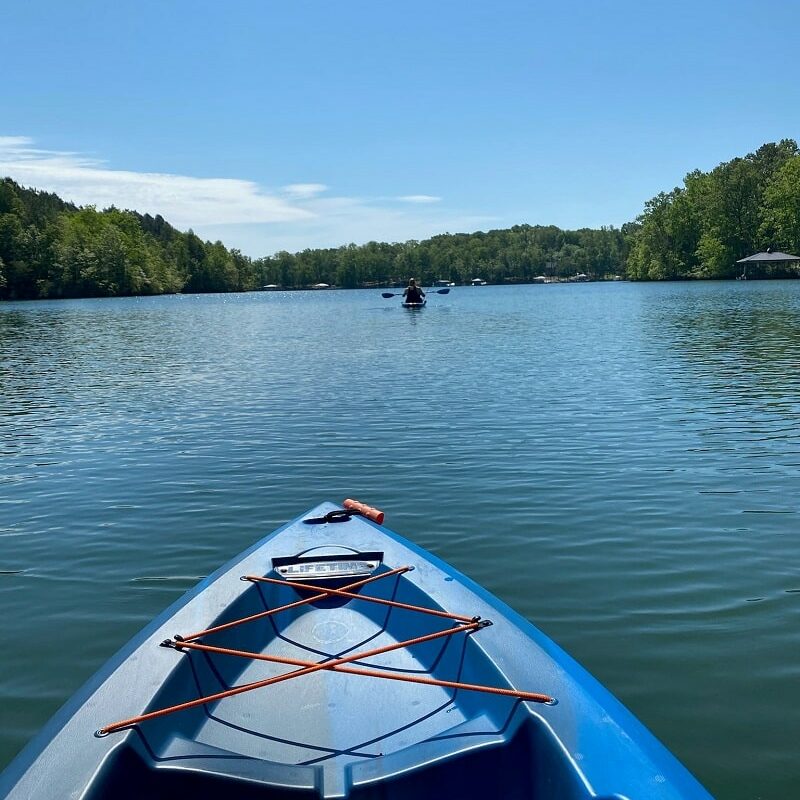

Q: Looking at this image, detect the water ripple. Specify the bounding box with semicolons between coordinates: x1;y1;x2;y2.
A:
2;283;800;798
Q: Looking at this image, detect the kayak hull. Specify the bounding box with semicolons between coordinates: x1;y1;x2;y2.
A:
401;299;425;309
0;503;713;799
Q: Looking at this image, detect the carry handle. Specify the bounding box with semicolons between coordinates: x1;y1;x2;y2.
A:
343;498;385;525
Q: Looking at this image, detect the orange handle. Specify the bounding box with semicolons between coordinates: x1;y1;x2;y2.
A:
343;498;385;525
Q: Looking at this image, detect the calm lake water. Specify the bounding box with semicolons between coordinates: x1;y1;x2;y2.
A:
2;281;799;798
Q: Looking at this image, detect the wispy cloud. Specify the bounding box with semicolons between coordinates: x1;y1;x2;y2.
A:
0;136;497;255
397;194;441;204
282;183;328;199
0;136;311;226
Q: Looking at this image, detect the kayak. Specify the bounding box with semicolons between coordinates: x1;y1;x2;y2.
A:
0;500;713;800
401;299;426;309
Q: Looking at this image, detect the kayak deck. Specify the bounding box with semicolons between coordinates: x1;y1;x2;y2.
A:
1;502;713;800
93;556;564;798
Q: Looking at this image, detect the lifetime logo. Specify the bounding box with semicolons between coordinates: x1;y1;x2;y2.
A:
280;560;376;578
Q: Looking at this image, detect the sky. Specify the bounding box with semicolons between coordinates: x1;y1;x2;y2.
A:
3;0;800;257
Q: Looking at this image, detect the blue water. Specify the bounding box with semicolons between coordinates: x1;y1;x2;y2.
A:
1;282;799;798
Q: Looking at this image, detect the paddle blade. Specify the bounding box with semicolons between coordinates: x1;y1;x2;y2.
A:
435;288;451;294
381;292;396;298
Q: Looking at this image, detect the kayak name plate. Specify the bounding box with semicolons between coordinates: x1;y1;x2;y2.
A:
272;551;383;582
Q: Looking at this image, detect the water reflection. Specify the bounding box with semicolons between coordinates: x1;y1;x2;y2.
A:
647;282;800;392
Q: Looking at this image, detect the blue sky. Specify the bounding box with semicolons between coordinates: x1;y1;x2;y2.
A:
2;0;799;256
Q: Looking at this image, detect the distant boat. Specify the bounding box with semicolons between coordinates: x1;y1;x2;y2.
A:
262;284;280;291
470;278;487;286
434;280;455;287
311;283;331;289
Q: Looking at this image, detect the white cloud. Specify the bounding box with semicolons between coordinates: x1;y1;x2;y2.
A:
198;200;499;255
0;136;39;150
0;136;498;255
0;136;311;226
397;194;441;204
282;183;328;199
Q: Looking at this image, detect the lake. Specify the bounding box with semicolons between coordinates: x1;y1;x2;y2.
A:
1;281;799;798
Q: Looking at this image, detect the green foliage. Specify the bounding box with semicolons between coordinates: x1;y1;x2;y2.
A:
0;177;631;300
254;224;628;289
0;179;261;300
761;155;800;255
627;139;800;280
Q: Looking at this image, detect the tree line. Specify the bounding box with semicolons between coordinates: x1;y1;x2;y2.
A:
2;139;799;299
0;178;628;300
628;139;800;280
259;225;630;290
0;180;256;299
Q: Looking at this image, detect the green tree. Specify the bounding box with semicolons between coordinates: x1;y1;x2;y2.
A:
761;156;800;255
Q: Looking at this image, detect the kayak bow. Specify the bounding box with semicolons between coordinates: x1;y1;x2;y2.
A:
0;501;713;800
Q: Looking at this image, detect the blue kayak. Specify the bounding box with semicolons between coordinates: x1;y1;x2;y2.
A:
0;501;713;799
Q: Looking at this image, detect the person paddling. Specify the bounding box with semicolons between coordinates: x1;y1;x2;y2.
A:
402;278;425;304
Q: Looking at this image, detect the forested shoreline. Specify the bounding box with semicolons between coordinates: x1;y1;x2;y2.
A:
628;139;800;280
2;139;799;300
0;179;629;299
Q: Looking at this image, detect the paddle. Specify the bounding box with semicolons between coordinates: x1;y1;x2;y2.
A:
381;288;450;298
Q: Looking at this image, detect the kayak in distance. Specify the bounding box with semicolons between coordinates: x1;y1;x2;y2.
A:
0;500;714;800
381;287;449;308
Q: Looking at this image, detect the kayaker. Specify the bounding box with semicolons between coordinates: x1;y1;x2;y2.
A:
403;278;426;304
